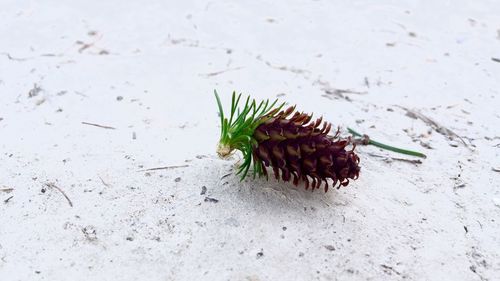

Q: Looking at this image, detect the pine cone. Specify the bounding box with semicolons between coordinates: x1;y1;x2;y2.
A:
215;91;360;192
253;106;360;192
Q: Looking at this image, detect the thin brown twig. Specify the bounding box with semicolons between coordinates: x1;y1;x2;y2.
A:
1;52;29;61
200;67;243;77
98;176;112;188
81;122;116;130
4;196;13;203
367;153;423;165
45;183;73;207
315;79;367;101
0;188;14;193
397;106;468;148
137;165;189;172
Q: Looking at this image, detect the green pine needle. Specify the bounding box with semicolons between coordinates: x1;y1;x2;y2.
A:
214;90;285;180
348;127;427;158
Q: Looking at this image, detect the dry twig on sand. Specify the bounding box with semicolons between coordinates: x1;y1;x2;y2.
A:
137;165;189;172
315;79;367;101
98;176;112;188
81;122;116;130
45;183;73;207
367;153;423;165
397;106;468;147
200;67;243;77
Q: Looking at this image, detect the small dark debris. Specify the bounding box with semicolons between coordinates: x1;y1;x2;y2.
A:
76;41;91;52
116;96;123;101
82;226;97;241
492;57;500;63
200;186;207;195
132;132;136;140
492;167;500;172
28;84;42;98
282;226;287;231
381;264;401;276
464;226;468;233
408;32;417;37
41;188;46;193
298;252;304;257
35;271;41;274
420;141;433;149
4;196;13;203
386;42;396;47
204;197;219;203
126;237;134;241
256;249;264;259
324;245;335;251
470;265;477;273
174;177;181;182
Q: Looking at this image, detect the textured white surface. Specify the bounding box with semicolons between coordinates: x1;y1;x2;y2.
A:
1;1;500;280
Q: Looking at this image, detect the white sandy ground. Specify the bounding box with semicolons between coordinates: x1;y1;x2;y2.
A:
1;1;500;280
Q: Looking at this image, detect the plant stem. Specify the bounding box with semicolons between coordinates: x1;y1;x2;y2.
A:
348;127;427;158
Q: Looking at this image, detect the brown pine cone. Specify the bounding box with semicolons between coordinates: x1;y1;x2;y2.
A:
253;106;360;192
215;91;360;192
